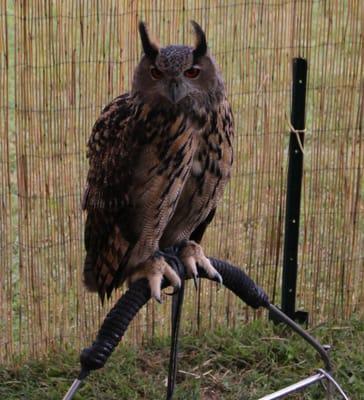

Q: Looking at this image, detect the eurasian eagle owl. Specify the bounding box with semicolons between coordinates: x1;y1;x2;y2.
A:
82;21;234;302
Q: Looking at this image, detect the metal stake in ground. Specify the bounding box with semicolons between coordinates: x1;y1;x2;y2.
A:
281;57;308;321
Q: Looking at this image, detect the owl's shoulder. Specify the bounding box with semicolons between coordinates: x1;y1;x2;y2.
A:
87;93;137;156
83;93;140;210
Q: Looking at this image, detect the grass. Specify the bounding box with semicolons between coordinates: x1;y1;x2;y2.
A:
1;318;363;399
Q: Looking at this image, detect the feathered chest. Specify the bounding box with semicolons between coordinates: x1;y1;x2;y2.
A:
159;98;234;247
85;95;233;216
132;98;234;178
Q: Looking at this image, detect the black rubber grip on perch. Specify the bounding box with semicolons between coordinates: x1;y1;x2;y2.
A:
79;257;269;374
208;258;269;309
80;279;151;373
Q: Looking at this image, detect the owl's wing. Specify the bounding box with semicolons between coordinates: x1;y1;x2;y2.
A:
83;94;195;301
82;94;137;301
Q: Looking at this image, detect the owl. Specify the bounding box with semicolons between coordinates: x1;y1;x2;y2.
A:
82;21;234;303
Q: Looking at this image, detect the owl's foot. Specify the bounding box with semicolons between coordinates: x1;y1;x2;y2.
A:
129;254;181;303
179;240;222;289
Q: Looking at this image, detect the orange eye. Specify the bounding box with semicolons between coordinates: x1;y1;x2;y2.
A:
150;66;164;80
184;67;200;79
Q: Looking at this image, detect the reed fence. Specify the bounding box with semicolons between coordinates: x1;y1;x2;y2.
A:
0;0;363;363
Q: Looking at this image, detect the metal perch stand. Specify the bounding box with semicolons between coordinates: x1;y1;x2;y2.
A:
63;249;350;400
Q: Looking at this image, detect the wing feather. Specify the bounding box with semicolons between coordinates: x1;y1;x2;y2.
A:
83;94;195;300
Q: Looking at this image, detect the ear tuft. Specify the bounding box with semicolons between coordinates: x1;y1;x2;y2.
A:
139;21;159;61
191;20;207;62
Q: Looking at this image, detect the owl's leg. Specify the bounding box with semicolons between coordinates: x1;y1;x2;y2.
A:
179;240;223;288
128;254;181;303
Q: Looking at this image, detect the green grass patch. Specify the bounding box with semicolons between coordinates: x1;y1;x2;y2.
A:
1;318;363;399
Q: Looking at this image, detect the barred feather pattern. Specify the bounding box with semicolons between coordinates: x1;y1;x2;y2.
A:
83;92;233;301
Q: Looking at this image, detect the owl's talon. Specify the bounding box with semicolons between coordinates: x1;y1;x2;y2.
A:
129;255;181;303
213;272;223;285
179;240;222;286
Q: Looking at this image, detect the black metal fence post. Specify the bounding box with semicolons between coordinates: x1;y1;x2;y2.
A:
281;58;308;321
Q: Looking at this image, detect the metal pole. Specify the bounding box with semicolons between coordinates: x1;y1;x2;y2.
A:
62;378;83;400
281;57;308;319
268;304;331;372
258;372;325;400
318;369;350;400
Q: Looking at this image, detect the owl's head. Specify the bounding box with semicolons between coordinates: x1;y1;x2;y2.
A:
132;21;224;107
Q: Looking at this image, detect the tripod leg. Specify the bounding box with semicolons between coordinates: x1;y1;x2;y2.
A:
166;279;185;400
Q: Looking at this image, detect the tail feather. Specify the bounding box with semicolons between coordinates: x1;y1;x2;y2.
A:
83;215;130;301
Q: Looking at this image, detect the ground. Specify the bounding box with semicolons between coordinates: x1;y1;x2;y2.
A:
1;318;363;399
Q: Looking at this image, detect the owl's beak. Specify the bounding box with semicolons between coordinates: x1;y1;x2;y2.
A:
168;79;187;104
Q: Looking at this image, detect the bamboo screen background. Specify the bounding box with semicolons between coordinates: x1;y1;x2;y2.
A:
0;0;363;363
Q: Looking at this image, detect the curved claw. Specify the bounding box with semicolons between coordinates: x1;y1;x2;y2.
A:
192;274;199;291
179;241;221;288
213;271;223;285
129;255;182;304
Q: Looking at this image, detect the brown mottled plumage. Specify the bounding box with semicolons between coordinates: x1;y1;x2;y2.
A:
82;21;234;302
